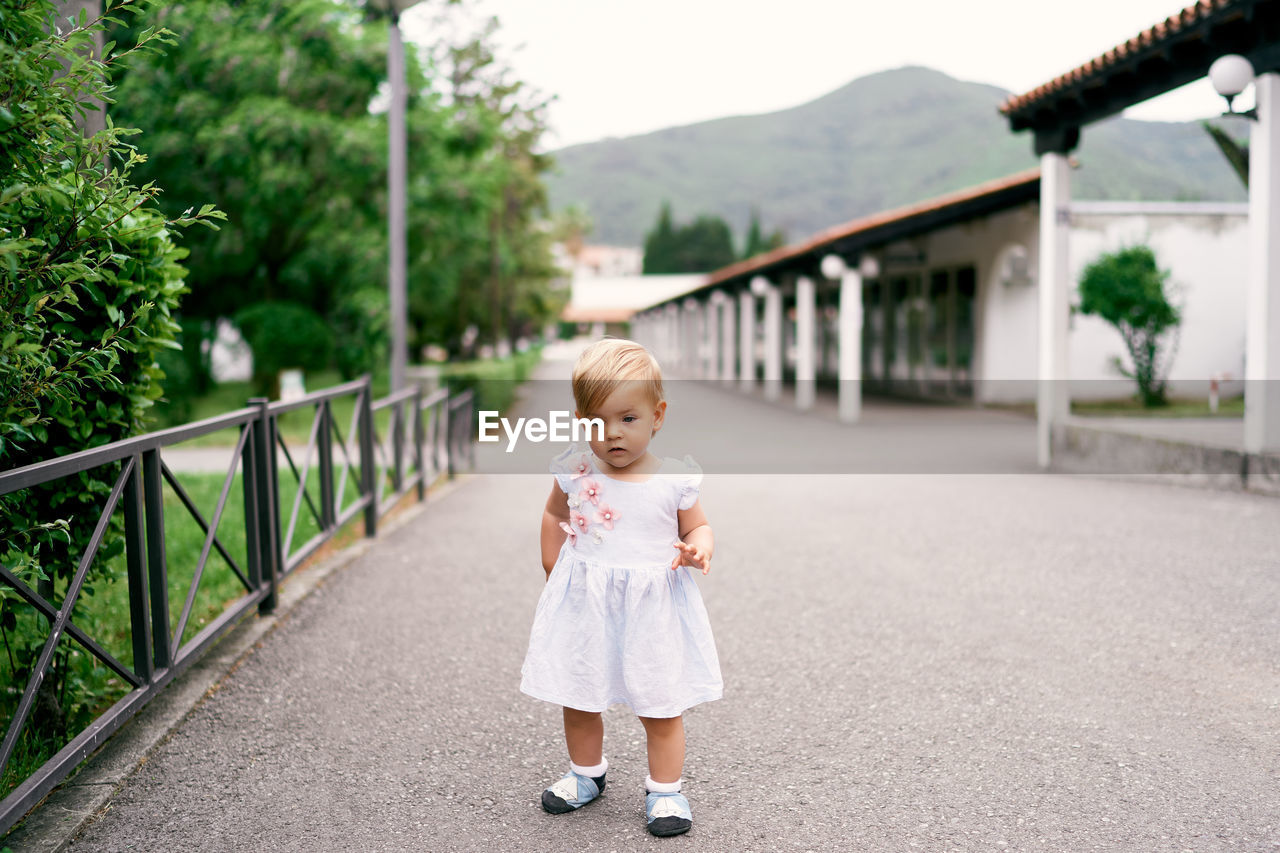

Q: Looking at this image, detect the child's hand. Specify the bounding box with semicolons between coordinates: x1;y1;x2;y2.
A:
671;540;711;575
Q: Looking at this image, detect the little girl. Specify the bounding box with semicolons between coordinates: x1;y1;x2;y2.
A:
520;338;722;838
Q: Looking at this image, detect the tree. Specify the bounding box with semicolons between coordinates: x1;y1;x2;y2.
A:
107;0;389;390
642;206;736;273
741;208;786;259
110;2;563;369
423;13;563;354
550;204;593;263
1077;245;1181;407
642;202;677;273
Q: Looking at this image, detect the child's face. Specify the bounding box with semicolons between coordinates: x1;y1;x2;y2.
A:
577;383;666;473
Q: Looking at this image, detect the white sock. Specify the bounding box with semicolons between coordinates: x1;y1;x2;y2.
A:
645;775;682;793
570;758;608;778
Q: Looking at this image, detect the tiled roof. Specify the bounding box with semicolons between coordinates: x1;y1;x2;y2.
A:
1000;0;1241;117
703;167;1041;288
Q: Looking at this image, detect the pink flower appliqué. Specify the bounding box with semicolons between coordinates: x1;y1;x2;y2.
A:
594;504;620;531
570;510;590;532
558;521;577;545
569;454;592;480
578;479;603;506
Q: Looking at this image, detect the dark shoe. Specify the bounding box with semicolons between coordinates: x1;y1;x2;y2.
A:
645;790;692;836
540;771;605;814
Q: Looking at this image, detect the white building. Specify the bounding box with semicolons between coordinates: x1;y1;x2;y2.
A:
632;169;1250;410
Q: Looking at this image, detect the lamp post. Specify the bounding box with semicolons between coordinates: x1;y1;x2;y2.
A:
1209;54;1258;120
368;0;427;392
1212;53;1280;455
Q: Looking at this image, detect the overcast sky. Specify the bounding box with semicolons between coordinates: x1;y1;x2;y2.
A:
402;0;1255;150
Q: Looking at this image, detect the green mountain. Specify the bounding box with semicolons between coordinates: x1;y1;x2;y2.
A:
546;66;1246;248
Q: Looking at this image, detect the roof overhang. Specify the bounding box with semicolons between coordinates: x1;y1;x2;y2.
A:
1001;0;1280;154
680;168;1040;297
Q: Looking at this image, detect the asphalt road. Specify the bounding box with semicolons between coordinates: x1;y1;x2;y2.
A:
66;358;1280;852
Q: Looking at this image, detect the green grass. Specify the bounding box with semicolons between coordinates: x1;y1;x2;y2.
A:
147;370;393;448
984;395;1246;419
148;348;543;448
1070;395;1244;418
435;347;544;414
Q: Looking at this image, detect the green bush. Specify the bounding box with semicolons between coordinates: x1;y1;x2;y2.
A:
233;300;333;397
0;0;219;789
439;346;543;414
1077;244;1181;407
332;288;389;381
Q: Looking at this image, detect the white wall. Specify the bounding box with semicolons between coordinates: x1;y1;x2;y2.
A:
1066;202;1249;398
927;200;1249;403
878;201;1040;403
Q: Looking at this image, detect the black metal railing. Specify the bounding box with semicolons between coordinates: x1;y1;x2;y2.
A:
0;376;475;834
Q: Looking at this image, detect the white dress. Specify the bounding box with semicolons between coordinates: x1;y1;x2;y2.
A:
520;445;723;718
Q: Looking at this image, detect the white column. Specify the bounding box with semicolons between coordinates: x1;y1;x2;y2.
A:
763;281;783;401
795;276;816;410
1245;73;1280;454
838;269;864;423
682;301;699;375
668;305;679;367
675;306;685;370
1037;151;1072;468
739;290;756;392
720;291;736;384
692;301;705;376
705;297;720;381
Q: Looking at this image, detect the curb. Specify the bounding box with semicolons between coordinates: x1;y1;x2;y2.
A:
1058;422;1280;497
1;475;476;853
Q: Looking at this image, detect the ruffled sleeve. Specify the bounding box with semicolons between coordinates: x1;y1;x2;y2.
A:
676;455;703;511
550;444;593;495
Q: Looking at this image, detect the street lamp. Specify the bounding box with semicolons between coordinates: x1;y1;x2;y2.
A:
1209;54;1258;120
367;0;427;391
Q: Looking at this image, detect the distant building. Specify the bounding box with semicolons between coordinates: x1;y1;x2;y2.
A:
554;244;643;279
562;273;706;337
551;243;700;335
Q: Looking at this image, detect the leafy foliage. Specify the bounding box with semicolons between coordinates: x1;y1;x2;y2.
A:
1077;245;1181;407
332;287;390;381
423;14;563;354
642;204;737;273
0;0;220;765
109;1;563;379
233;301;334;396
741;208;786;259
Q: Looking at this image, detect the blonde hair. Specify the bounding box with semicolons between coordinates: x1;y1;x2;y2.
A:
572;339;664;416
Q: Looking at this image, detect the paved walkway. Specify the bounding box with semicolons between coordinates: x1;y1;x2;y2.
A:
51;353;1280;851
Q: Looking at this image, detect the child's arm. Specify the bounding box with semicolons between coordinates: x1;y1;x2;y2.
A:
673;500;714;575
540;480;572;579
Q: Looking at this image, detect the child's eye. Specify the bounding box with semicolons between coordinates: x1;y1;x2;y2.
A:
623;416;638;423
